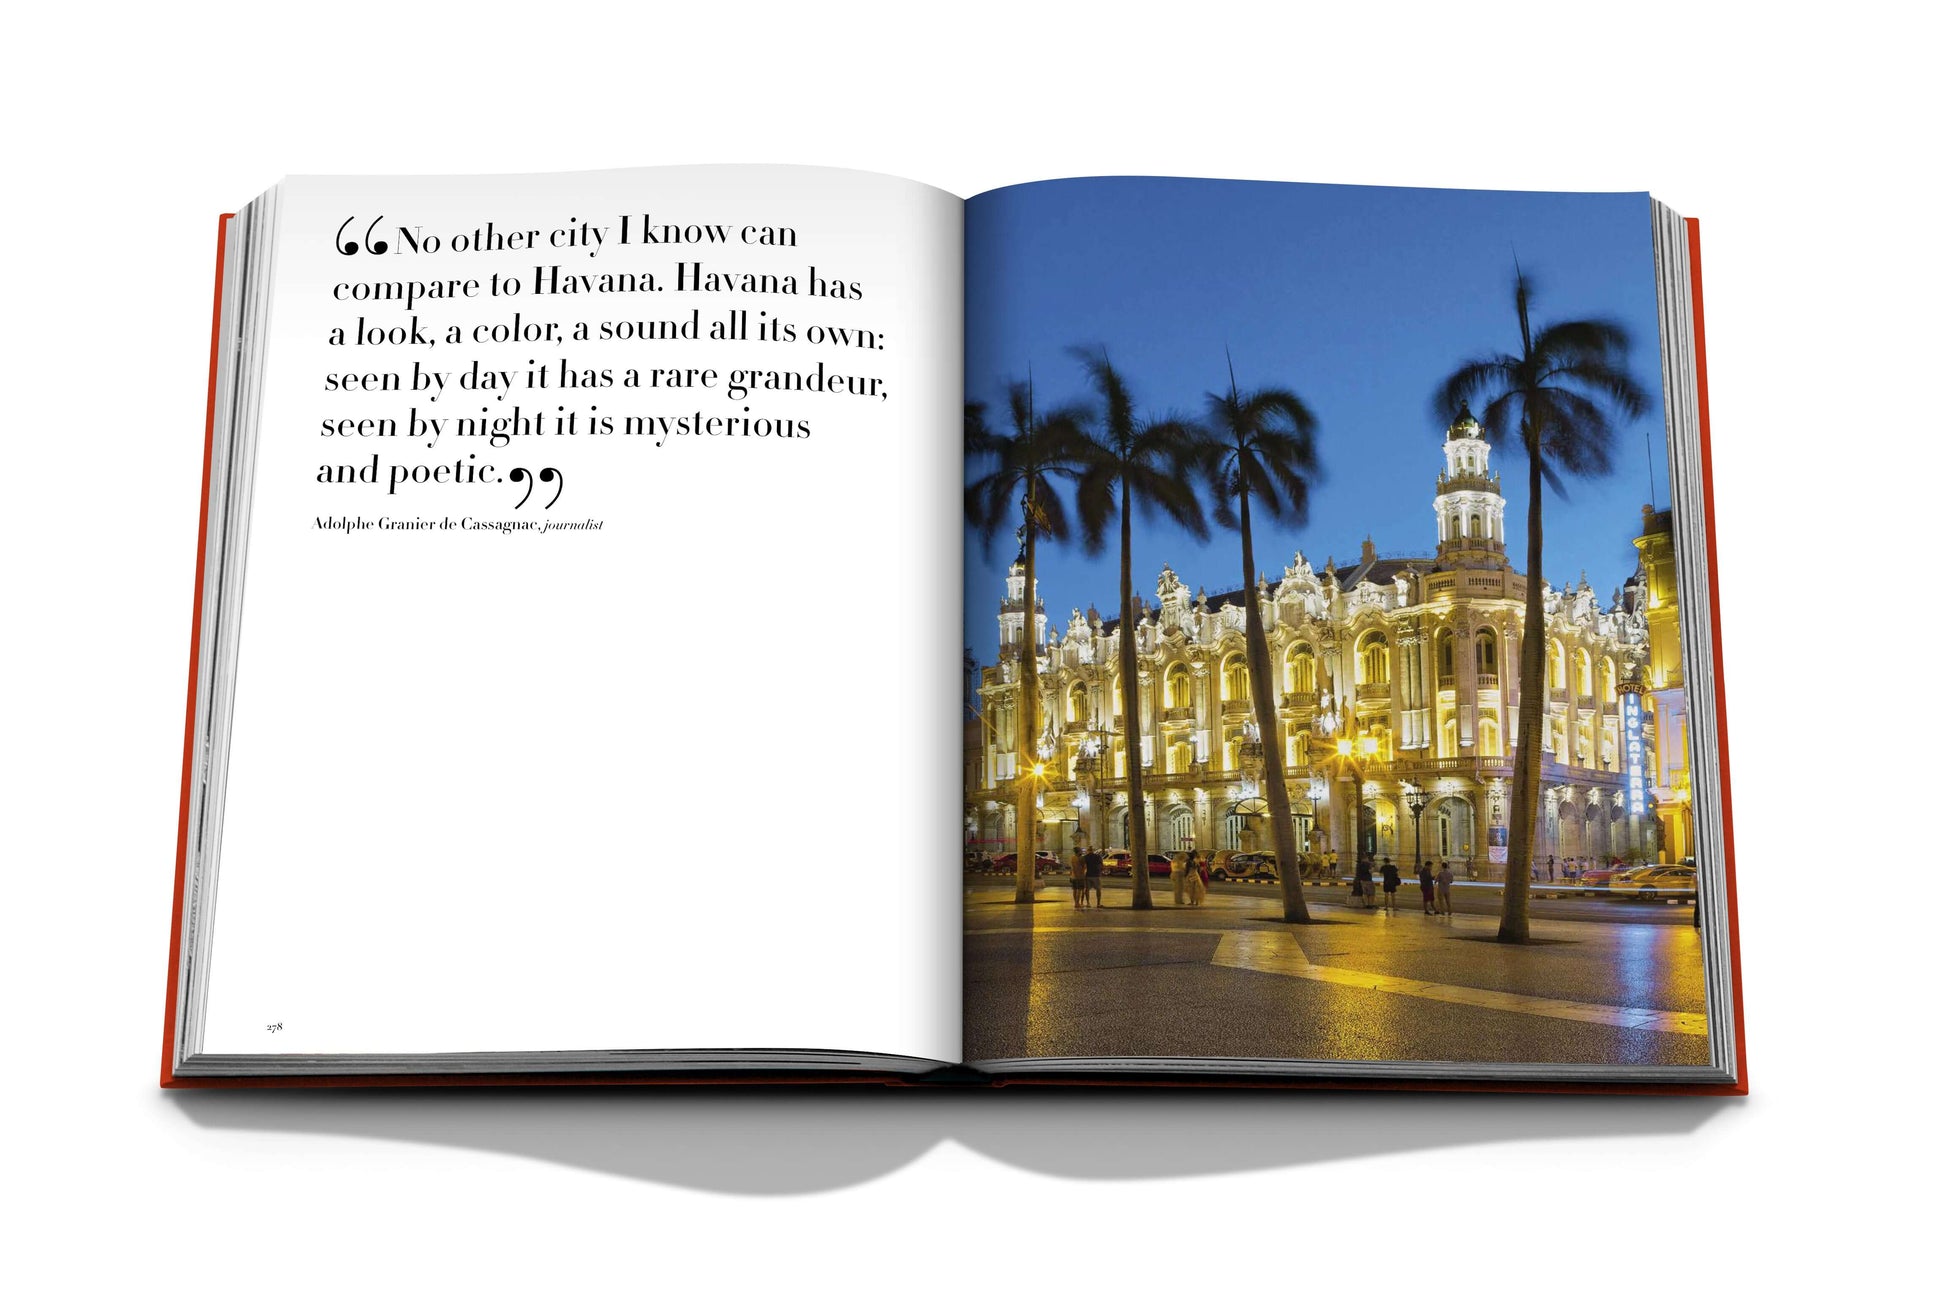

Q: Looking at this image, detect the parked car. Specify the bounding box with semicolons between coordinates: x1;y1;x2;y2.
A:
1607;865;1696;900
1581;861;1645;889
1085;850;1176;878
992;851;1061;877
1211;850;1279;881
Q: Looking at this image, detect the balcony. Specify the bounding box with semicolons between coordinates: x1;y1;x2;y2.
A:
1221;698;1252;718
1160;706;1196;725
1357;682;1390;703
1392;754;1515;782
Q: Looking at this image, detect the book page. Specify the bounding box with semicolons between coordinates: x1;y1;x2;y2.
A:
200;166;962;1062
960;176;1729;1080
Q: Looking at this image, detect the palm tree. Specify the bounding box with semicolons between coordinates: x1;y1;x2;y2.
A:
966;381;1094;902
1436;270;1649;943
1071;349;1208;910
1192;359;1323;924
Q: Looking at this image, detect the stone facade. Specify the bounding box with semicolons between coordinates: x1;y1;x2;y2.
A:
968;409;1686;875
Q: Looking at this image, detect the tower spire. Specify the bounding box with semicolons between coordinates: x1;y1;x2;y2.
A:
1433;407;1507;570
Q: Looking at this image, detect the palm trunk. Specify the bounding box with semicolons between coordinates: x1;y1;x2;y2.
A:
1016;511;1040;904
1120;479;1153;909
1501;432;1546;941
1238;482;1311;923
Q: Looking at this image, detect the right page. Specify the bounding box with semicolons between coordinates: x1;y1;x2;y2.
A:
961;177;1732;1081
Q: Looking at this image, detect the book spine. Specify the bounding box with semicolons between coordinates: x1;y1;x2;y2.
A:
162;214;233;1088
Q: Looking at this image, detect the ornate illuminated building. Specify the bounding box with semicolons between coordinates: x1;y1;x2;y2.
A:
1634;506;1693;861
968;408;1685;872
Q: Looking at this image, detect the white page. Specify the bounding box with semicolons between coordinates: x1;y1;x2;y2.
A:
200;166;962;1062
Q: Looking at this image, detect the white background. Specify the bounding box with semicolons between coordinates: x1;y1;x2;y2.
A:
5;2;1935;1292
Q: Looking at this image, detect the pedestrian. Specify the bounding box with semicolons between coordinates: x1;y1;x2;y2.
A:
1187;852;1208;907
1172;844;1191;906
1435;860;1454;914
1069;845;1087;909
1418;858;1436;914
1379;857;1401;914
1083;846;1104;908
1352;854;1373;908
1547;855;1557;882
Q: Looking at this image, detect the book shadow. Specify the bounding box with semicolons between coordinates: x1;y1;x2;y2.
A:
166;1085;1725;1194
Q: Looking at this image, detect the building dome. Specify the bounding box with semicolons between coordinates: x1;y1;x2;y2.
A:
1446;403;1484;441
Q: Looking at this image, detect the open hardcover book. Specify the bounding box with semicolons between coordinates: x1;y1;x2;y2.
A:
165;165;1745;1091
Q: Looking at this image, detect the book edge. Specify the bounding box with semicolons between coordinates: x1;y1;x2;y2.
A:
162;213;232;1089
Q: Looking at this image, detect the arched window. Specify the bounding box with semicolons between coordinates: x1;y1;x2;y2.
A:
1549;640;1567;689
1357;633;1390;687
1576;648;1594;697
1475;629;1498;682
1222;653;1249;702
1437;630;1455;685
1112;674;1124;716
1600;657;1617;703
1164;663;1191;709
1370;722;1393;762
1066;681;1087;724
1467;512;1482;539
1478;715;1502;757
1167;740;1194;774
1285;645;1316;694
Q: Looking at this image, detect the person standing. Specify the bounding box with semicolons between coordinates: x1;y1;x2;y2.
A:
1417;858;1436;914
1547;855;1557;883
1172;846;1190;906
1353;854;1374;909
1187;851;1208;907
1379;857;1401;914
1435;860;1454;915
1069;846;1087;909
1083;846;1104;909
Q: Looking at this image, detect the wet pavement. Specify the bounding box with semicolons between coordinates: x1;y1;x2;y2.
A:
963;880;1711;1067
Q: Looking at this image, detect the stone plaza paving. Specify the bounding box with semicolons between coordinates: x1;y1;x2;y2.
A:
963;882;1711;1068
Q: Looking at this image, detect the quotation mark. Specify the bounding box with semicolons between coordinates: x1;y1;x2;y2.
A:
335;215;389;256
508;467;564;509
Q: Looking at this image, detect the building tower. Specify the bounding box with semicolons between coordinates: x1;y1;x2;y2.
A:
997;558;1045;657
1432;404;1508;570
1633;506;1690;861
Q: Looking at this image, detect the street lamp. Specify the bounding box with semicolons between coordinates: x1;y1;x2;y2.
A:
1403;780;1431;872
1306;704;1380;868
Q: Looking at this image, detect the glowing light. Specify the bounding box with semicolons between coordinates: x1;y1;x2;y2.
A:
1622;693;1648;816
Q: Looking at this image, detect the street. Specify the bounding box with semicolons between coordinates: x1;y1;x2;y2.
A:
966;871;1697;924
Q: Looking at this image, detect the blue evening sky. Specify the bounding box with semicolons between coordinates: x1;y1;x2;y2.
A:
963;177;1667;666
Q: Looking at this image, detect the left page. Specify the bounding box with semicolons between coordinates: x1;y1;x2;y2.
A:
195;166;963;1064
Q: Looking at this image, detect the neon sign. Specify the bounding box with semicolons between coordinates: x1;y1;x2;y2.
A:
1622;692;1647;816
